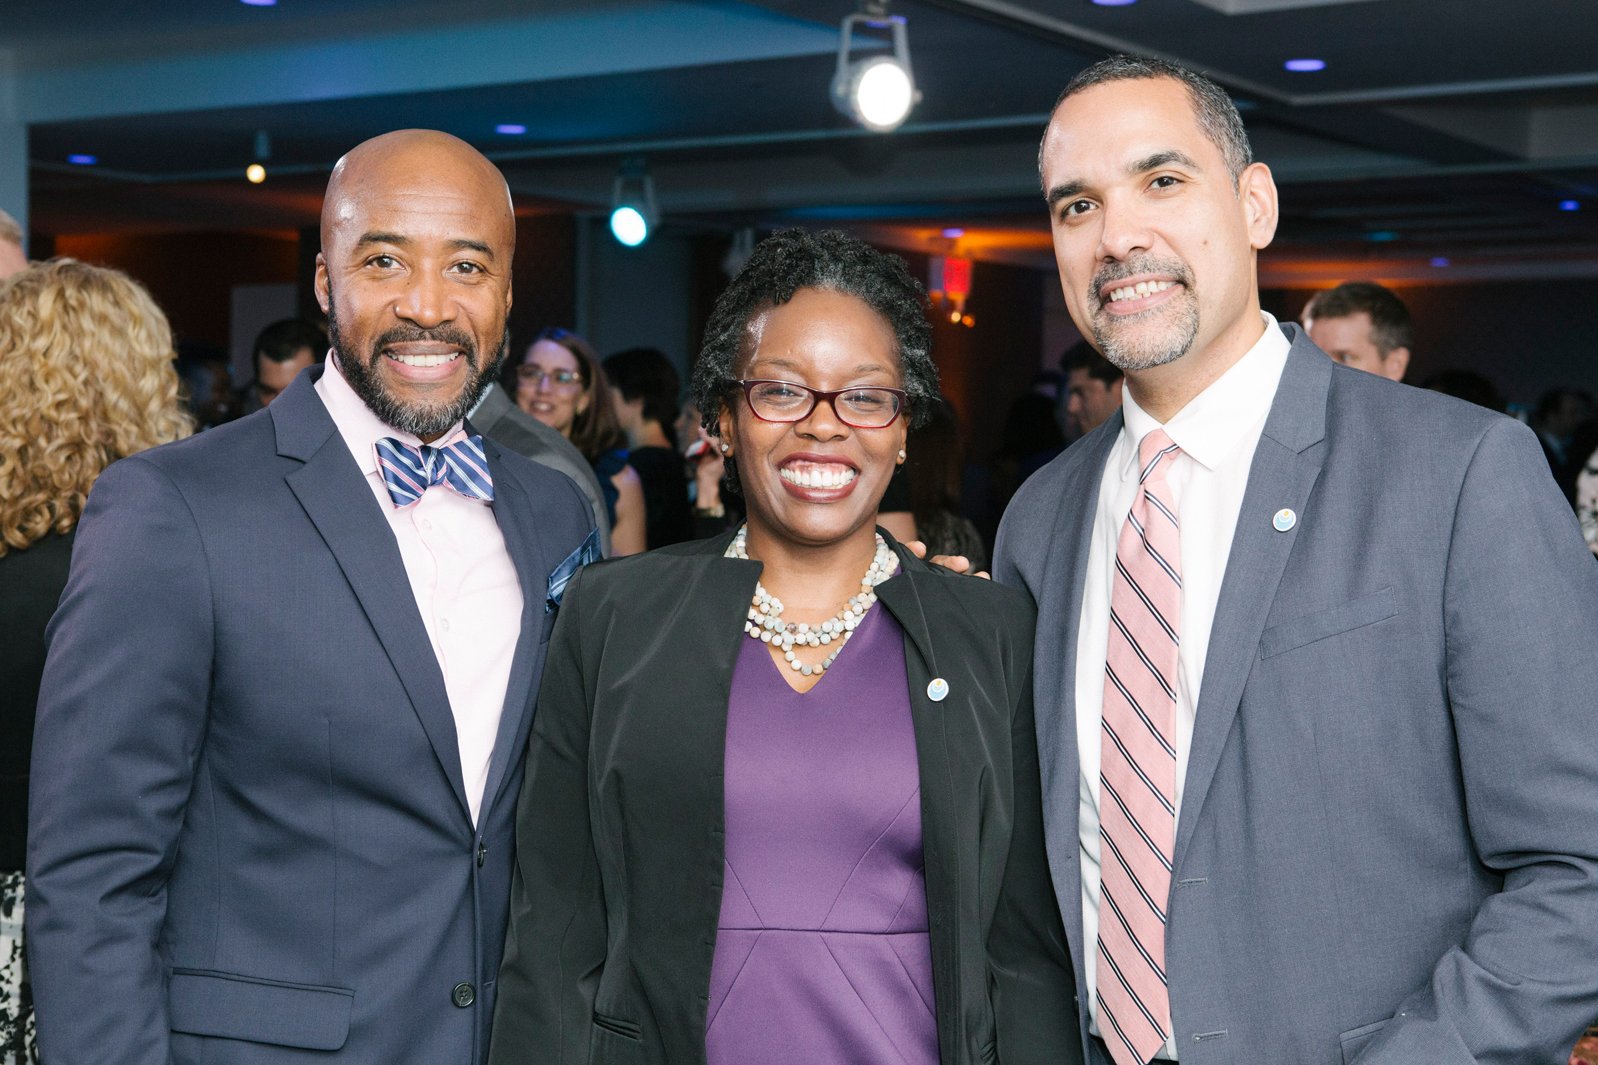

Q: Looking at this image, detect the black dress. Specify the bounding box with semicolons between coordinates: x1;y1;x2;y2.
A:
625;445;693;549
0;529;74;873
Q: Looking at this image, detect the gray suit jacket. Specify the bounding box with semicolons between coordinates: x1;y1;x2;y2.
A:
995;323;1598;1065
27;367;595;1064
473;382;611;556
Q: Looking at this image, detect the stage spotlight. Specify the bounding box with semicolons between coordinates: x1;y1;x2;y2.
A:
831;5;920;132
610;159;658;248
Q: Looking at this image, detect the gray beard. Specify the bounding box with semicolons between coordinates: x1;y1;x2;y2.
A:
1088;256;1199;373
1092;296;1199;373
327;293;506;439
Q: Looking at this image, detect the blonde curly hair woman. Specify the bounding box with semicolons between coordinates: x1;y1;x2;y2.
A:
0;258;191;1062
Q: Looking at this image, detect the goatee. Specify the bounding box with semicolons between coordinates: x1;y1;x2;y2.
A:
1089;256;1198;373
327;292;507;439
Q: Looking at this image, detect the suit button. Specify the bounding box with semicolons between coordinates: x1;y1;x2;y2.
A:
452;981;476;1008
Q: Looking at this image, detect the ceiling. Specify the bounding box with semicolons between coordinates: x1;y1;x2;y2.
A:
6;0;1598;283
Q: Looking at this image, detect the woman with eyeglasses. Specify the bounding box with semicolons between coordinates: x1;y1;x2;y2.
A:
515;327;647;556
490;230;1080;1065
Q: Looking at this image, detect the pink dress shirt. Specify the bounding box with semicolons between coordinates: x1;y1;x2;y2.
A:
316;356;524;825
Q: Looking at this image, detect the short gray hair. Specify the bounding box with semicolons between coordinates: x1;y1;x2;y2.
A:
0;209;21;248
1042;54;1253;184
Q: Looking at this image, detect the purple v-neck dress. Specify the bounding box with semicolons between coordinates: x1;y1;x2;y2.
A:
707;603;937;1065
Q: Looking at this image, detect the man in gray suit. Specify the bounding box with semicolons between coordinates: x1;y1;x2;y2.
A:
28;130;594;1063
472;380;612;554
995;55;1598;1065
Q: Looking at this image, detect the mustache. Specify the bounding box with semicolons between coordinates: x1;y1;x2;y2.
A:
1090;256;1194;311
372;324;477;359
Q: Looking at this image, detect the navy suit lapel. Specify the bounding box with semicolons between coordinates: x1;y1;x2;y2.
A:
1174;329;1331;870
273;374;472;824
1035;418;1119;989
477;436;555;818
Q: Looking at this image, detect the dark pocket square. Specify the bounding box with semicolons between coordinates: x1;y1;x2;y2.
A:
546;528;601;612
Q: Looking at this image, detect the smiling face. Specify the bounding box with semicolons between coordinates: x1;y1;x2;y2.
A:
314;130;514;442
1041;76;1277;386
516;338;587;436
718;287;908;552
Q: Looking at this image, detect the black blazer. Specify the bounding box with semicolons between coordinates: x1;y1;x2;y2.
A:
489;530;1081;1065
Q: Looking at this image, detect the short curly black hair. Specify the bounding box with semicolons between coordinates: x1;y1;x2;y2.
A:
692;228;938;441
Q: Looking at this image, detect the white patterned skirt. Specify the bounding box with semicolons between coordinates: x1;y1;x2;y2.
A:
0;872;36;1064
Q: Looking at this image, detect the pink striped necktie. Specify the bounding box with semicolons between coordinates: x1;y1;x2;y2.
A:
1097;427;1181;1065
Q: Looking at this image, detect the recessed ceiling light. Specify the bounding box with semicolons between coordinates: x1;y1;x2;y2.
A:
496;123;527;135
941;227;965;238
1284;58;1327;72
1090;0;1138;6
1559;199;1581;212
1367;230;1399;242
1430;257;1450;268
240;0;277;7
246;164;267;184
67;154;97;165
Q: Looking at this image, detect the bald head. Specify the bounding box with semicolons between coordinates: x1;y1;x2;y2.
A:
322;129;514;255
314;129;517;441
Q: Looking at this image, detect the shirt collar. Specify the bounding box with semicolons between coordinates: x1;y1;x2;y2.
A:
1118;312;1291;478
314;351;466;477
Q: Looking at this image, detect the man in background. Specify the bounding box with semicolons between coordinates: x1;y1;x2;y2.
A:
248;317;325;410
0;210;27;280
1062;340;1125;436
470;377;612;554
1300;280;1411;382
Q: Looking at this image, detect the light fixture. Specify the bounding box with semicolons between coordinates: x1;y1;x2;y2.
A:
1560;199;1581;212
831;4;921;133
496;123;527;135
67;154;97;166
930;255;974;326
609;159;658;248
941;227;965;239
247;129;270;184
1430;257;1450;268
240;0;277;6
1090;0;1138;6
1284;58;1327;72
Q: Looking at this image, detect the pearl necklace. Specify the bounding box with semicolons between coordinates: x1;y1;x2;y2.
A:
726;526;898;677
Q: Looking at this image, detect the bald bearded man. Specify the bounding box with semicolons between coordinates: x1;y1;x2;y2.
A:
28;131;595;1064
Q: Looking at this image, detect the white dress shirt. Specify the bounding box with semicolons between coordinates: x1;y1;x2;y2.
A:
316;356;524;826
1076;315;1291;1057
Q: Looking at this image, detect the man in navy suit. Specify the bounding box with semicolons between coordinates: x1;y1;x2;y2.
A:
995;56;1598;1064
28;130;594;1063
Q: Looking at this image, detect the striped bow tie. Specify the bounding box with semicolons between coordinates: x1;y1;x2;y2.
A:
375;435;494;508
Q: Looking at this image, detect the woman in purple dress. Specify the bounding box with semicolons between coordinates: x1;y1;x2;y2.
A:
490;230;1080;1065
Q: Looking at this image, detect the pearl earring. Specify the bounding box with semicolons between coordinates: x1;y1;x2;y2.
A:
897;449;907;462
720;443;731;454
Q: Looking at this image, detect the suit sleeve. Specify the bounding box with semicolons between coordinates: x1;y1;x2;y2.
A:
1363;419;1598;1064
989;607;1084;1065
26;457;215;1065
489;566;607;1065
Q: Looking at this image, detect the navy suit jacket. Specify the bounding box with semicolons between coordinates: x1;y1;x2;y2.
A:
995;324;1598;1065
27;366;593;1064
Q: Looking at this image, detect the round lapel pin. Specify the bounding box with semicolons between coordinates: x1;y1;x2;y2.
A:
926;678;949;702
1272;508;1297;532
